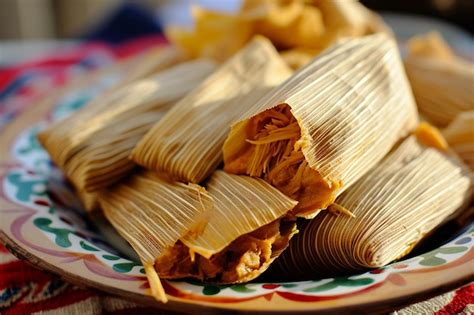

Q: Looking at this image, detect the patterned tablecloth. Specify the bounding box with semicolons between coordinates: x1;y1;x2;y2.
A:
0;38;472;315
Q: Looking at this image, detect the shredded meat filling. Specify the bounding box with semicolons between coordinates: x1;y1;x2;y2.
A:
225;104;339;215
155;218;296;283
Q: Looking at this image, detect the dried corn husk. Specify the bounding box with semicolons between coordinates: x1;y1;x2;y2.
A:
99;172;210;302
99;172;210;266
223;34;419;218
271;133;472;279
131;37;292;183
444;111;474;170
99;171;297;300
181;171;298;258
404;32;474;127
38;60;216;196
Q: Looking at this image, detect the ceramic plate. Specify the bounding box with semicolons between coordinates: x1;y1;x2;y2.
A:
1;19;473;315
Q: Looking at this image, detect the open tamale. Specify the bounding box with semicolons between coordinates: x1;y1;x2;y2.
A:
444;111;474;170
270;129;472;279
131;37;293;183
38;60;216;210
99;171;298;301
223;34;419;219
404;32;474;127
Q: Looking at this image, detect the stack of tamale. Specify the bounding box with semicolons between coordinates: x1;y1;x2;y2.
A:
39;59;216;210
38;25;473;304
97;34;428;302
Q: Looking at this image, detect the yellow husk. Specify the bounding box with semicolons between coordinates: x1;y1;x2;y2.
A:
223;34;419;218
443;111;474;170
272;132;472;278
181;171;298;258
99;171;211;264
38;60;216;197
404;32;474;127
131;37;292;183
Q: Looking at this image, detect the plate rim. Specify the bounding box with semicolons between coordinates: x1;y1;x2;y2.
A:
1;230;473;314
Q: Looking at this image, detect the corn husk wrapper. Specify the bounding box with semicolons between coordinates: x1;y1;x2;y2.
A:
181;171;298;259
223;34;419;218
100;172;211;265
444;111;474;170
404;32;474;127
167;0;389;63
131;37;292;183
38;60;216;196
100;171;297;300
99;172;210;302
272;134;472;279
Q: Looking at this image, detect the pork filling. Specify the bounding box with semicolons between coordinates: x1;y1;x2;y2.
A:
155;218;296;283
224;104;339;216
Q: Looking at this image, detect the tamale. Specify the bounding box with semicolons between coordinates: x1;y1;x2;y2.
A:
444;111;474;170
99;171;297;300
404;32;474;126
99;172;211;302
38;60;216;201
131;37;293;183
223;34;419;218
270;130;472;279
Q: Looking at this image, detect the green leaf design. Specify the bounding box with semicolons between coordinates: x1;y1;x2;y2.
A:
418;245;468;266
419;256;446;266
281;283;298;288
202;286;221;295
112;262;141;273
33;218;75;247
230;284;256;293
304;277;374;293
438;246;468;254
7;173;47;201
79;240;99;251
17;127;43;155
102;255;120;261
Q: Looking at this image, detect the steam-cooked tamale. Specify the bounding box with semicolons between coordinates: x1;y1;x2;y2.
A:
99;171;297;301
38;60;216;210
271;129;472;279
444;111;474;170
131;37;293;183
404;32;474;127
223;34;418;218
